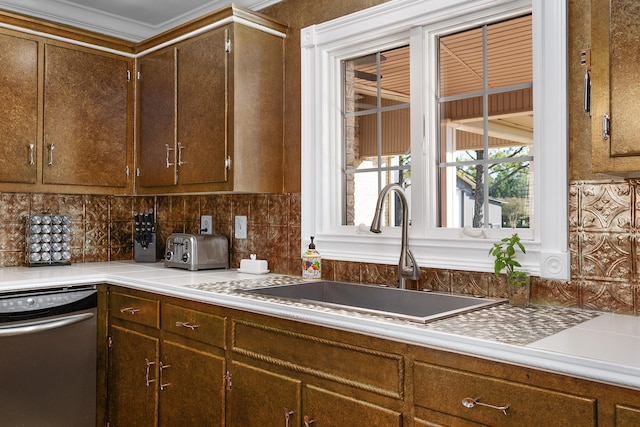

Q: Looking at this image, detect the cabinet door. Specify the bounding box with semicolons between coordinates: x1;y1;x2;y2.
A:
138;48;177;187
0;31;38;184
158;340;226;426
108;325;159;427
226;361;302;427
616;404;640;426
43;44;129;187
303;385;403;427
176;27;228;185
591;0;640;174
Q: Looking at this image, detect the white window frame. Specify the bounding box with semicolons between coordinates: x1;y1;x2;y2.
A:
300;0;569;280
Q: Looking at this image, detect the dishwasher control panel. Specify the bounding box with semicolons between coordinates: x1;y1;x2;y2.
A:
0;287;96;314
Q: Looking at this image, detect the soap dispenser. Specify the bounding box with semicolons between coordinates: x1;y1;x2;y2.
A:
302;236;321;280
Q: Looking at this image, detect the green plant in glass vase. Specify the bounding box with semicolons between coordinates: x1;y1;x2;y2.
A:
489;233;530;306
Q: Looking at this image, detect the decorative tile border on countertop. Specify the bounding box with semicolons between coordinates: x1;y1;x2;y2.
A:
422;305;601;346
185;277;601;346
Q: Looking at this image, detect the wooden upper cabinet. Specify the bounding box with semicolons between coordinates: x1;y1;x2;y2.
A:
138;28;229;190
139;28;228;188
138;48;177;187
136;8;286;194
0;31;38;184
177;27;229;185
591;0;640;176
43;44;130;188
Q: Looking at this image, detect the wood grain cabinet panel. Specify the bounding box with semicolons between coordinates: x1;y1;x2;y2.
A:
0;30;38;184
138;27;230;190
161;302;226;348
158;340;226;427
303;385;403;427
414;361;597;427
107;289;225;426
108;325;159;427
110;292;160;328
137;7;285;193
138;47;176;187
616;404;640;426
591;0;640;176
43;44;130;188
231;318;404;399
176;27;228;185
226;361;302;427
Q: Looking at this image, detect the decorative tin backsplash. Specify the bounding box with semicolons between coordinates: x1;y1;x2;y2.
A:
25;214;72;266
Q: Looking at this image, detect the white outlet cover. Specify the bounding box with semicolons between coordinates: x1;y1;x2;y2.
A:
201;215;212;235
235;215;247;239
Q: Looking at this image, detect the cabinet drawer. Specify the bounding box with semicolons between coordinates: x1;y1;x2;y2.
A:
110;292;160;328
162;303;226;349
232;319;404;399
414;362;597;427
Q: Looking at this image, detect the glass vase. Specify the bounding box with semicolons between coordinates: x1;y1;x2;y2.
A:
506;271;530;307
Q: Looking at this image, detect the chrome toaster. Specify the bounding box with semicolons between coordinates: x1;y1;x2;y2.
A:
164;233;229;271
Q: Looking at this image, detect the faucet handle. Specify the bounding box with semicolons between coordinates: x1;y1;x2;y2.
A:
402;248;421;280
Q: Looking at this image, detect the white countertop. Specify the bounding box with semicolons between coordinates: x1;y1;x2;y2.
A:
1;261;639;391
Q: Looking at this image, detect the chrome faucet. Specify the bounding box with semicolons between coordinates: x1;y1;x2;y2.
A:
370;183;420;289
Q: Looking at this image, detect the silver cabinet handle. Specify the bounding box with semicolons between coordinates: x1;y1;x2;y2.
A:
144;358;156;386
602;113;610;140
175;321;199;330
177;142;186;166
28;143;35;165
165;143;174;168
284;408;294;427
0;312;93;337
462;397;509;415
303;415;315;426
119;306;141;315
583;70;591;114
48;143;55;166
224;371;232;390
159;361;171;390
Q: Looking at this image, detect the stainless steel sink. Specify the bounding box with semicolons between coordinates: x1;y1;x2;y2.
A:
243;281;506;323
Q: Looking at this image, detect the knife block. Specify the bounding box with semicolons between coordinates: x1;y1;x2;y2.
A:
134;233;157;262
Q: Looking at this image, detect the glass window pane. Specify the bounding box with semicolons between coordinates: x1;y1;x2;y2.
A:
439;165;485;228
343;45;410;227
437;15;533;230
487;15;532;89
488;159;532;228
439;96;485;164
439;27;483;97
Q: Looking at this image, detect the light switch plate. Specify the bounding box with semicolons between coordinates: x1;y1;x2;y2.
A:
235;215;247;239
201;215;212;235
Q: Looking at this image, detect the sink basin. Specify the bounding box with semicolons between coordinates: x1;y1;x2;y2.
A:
243;281;506;323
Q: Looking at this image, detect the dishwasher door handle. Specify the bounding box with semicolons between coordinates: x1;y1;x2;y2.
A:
0;312;94;337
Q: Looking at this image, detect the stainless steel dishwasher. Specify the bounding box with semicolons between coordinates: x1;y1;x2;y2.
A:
0;285;97;427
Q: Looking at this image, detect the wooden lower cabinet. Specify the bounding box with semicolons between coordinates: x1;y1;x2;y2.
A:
616;404;640;426
226;361;302;426
107;288;226;427
413;361;596;426
227;316;405;426
108;325;159;427
225;361;402;427
105;286;640;427
302;385;403;426
158;340;226;426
